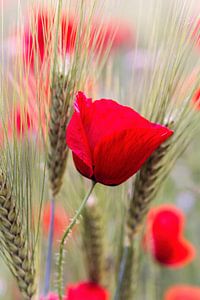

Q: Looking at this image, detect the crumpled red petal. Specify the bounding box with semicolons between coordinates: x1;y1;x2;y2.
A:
93;123;172;185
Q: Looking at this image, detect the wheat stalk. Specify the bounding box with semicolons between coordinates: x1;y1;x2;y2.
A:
82;197;105;284
0;169;36;300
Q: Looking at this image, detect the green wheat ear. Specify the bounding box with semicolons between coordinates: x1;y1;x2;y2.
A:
127;140;171;240
82;195;105;284
0;169;36;299
48;73;69;197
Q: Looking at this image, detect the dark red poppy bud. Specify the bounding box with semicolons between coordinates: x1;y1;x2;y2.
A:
144;205;196;267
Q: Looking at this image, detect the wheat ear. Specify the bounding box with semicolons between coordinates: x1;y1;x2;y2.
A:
0;169;35;300
126;141;170;240
82;198;105;284
48;74;69;197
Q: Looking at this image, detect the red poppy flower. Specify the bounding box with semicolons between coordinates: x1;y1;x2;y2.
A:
89;19;134;53
23;9;53;70
164;285;200;300
23;9;134;70
192;88;200;109
65;281;109;300
4;71;49;142
14;105;33;135
61;17;133;55
66;92;173;186
40;292;59;300
6;104;35;139
144;205;195;267
6;93;47;142
42;202;70;240
61;14;77;54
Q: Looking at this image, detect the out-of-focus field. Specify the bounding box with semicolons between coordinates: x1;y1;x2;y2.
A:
1;1;200;300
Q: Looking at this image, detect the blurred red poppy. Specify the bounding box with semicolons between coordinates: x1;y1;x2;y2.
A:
89;19;133;53
144;205;195;267
23;9;53;70
164;285;200;300
13;105;33;136
61;14;78;54
66;92;173;186
23;9;134;70
6;104;37;140
65;282;109;300
0;98;42;146
192;88;200;109
42;202;70;241
5;71;49;142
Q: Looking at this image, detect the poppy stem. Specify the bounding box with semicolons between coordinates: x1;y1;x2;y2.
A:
44;197;55;296
57;181;96;300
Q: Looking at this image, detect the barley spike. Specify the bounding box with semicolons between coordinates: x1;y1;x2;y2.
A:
48;74;70;196
82;200;104;284
126;142;170;240
0;170;36;300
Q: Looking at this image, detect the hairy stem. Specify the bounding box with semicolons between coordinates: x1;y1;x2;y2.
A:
57;181;96;300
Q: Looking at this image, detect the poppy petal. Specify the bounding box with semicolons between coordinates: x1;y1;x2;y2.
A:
93;125;172;185
83;98;152;150
155;238;195;267
65;281;109;300
66;112;93;178
144;205;196;268
151;205;185;239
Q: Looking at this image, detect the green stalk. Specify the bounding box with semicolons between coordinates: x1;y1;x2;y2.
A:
44;197;55;296
57;181;96;300
114;244;133;300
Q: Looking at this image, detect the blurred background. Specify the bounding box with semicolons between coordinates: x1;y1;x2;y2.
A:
1;0;200;299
